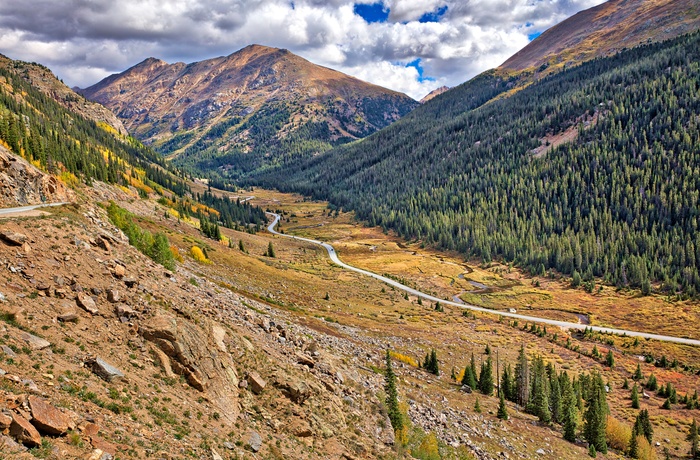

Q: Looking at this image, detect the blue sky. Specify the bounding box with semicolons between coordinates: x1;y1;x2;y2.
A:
0;0;606;100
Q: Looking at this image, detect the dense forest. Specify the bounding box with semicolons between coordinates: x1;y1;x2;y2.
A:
252;32;700;296
0;63;265;230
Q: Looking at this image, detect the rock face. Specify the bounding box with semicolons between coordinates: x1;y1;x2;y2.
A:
0;145;73;207
28;396;73;435
140;313;239;424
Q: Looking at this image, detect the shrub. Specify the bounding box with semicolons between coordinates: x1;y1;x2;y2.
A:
606;416;631;451
190;246;210;264
412;432;440;460
389;351;418;367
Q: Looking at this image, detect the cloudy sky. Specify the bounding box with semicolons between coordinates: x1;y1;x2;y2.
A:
0;0;605;100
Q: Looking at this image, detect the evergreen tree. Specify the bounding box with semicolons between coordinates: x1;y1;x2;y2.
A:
588;443;597;458
497;392;509;420
501;363;515;402
631;384;640;409
622;377;629;390
266;241;276;257
584;372;608;454
462;365;478;389
688;419;699;460
634;363;644;381
646;374;658;391
239;239;245;252
628;432;639;459
515;345;529;407
479;356;494;396
605;350;615;368
528;356;551;423
474;396;482;413
549;368;563;424
384;350;403;433
633;409;653;444
561;372;578;442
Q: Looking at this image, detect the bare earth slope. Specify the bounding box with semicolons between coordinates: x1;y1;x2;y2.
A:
501;0;700;72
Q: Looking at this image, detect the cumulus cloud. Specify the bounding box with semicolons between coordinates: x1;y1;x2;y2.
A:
0;0;605;100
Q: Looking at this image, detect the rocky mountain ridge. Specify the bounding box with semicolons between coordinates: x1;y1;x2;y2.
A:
80;45;418;179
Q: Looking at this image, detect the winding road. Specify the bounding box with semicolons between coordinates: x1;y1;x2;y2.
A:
267;212;700;347
0;202;67;216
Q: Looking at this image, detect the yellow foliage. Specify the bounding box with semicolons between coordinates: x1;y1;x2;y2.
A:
190;246;210;264
59;171;79;188
636;436;656;460
390;351;418;367
30;159;42;168
412;432;440;460
97;121;119;136
170;246;183;262
606;416;631;451
456;367;465;383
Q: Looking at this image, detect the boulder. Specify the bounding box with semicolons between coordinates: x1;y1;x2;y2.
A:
0;412;12;430
113;264;125;278
123;277;137;288
296;352;315;368
20;332;51;350
245;430;262;452
9;412;41;447
0;231;27;246
106;289;120;303
28;395;73;435
247;372;266;395
58;311;79;323
85;357;124;382
76;293;99;315
275;377;311;404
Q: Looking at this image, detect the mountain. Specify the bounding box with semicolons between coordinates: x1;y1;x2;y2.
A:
0;54;128;136
419;86;450;104
501;0;700;72
80;45;418;182
254;30;700;297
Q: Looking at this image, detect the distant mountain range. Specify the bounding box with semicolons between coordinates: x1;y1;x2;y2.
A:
79;45;418;182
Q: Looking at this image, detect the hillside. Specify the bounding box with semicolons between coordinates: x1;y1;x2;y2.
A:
501;0;700;72
0;55;128;137
80;45;418;183
253;31;700;297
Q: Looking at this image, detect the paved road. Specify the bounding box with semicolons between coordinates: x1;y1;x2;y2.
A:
0;202;67;216
267;212;700;347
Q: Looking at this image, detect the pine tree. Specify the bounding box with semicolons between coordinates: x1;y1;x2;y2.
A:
628;432;639;458
631;384;640;409
501;363;515;402
528;356;551;423
588;443;597;458
266;241;276;257
688;419;699;459
584;372;608;454
549;368;562;424
474;396;482;413
462;365;477;389
515;345;529;407
561;372;578;442
605;350;615;368
238;239;245;252
479;356;493;396
646;374;658;391
497;392;509;420
634;363;643;381
633;409;653;444
384;350;403;433
622;377;629;390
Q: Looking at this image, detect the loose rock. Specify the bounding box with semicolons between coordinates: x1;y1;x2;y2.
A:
245;430;262;452
28;395;73;435
9;412;42;447
85;357;124;382
247;372;267;395
76;293;99;315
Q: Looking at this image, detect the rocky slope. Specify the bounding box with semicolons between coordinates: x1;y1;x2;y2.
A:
500;0;700;72
79;45;418;179
0;188;398;459
0;55;128;137
0;145;73;207
419;86;449;104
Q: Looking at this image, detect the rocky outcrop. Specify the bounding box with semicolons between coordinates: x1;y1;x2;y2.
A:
27;396;74;435
0;145;73;207
140;312;239;424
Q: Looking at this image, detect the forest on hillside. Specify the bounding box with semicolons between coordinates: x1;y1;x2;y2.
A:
0;64;266;229
252;32;700;296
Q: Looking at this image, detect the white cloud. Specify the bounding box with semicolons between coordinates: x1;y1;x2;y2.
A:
0;0;606;100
